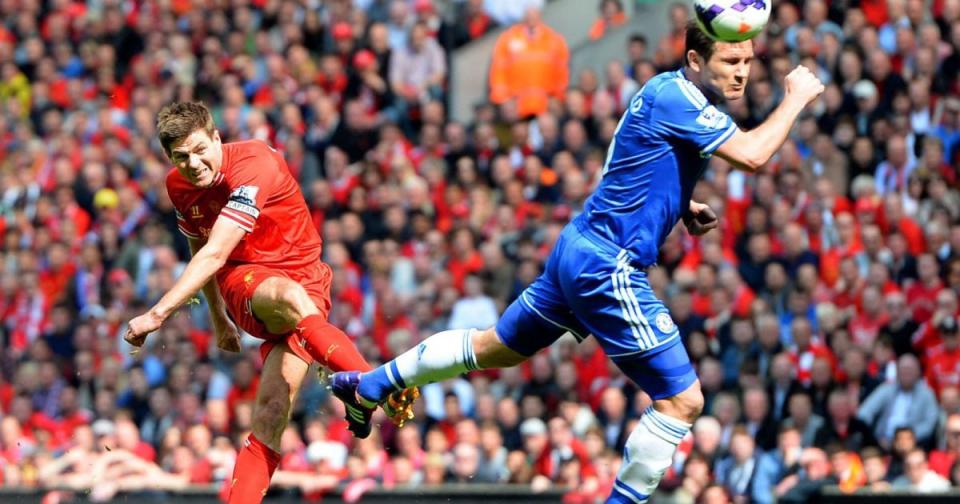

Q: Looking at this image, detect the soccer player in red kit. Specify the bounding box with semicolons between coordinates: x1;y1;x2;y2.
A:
123;102;417;504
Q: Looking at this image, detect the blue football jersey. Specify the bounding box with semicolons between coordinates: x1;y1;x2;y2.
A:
578;69;738;266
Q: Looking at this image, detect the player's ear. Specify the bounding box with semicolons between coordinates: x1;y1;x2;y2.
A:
212;129;221;144
687;50;702;73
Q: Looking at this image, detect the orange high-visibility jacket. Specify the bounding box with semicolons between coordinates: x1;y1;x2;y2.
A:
489;23;569;118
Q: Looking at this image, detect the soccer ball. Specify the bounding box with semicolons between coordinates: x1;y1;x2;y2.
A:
693;0;772;42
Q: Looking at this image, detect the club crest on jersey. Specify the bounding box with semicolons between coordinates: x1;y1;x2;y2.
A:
696;105;728;130
655;312;675;333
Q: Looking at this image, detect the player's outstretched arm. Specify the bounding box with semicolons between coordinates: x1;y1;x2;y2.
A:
187;236;242;352
714;65;824;172
124;217;246;349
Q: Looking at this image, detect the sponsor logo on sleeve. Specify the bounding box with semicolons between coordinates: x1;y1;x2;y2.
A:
227;185;261;218
696;105;729;130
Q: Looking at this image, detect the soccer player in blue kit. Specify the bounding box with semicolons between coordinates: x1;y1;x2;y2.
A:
332;22;824;503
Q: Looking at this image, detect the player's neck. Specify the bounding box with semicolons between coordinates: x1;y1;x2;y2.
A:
680;66;722;104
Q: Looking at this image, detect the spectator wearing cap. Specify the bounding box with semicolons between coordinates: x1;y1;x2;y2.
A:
852;79;882;135
925;316;960;397
331;22;357;67
858;353;940;448
345;49;392;120
488;4;568;119
520;417;549;462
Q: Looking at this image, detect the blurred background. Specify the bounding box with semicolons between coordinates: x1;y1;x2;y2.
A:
1;0;960;502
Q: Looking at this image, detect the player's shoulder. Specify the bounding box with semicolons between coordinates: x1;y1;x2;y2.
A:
225;139;278;160
648;70;709;111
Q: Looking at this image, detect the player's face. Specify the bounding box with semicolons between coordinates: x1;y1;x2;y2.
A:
169;129;223;188
699;41;754;100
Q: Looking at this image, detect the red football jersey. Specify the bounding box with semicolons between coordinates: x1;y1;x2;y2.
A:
166;140;322;268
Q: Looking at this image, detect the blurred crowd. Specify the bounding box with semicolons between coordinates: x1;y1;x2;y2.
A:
1;0;960;503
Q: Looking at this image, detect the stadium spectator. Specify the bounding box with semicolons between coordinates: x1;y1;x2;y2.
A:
893;448;952;492
488;4;569;118
0;0;960;502
858;353;940;448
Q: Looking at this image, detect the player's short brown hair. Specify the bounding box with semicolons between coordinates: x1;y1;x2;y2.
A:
156;102;215;155
684;20;717;67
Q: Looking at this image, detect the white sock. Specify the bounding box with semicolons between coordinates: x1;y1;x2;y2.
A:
358;329;478;405
610;406;691;503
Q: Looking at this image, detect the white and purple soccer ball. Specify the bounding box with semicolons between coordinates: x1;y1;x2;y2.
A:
693;0;772;42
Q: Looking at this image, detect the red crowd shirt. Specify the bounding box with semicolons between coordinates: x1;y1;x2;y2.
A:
166;140;322;269
906;280;943;324
926;346;960;397
788;342;836;386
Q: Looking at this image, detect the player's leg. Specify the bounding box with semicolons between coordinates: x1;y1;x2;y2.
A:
251;275;371;373
346;268;588;406
607;345;702;504
555;243;702;503
224;341;309;504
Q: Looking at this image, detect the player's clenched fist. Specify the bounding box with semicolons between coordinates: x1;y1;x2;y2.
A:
784;65;825;106
124;311;164;349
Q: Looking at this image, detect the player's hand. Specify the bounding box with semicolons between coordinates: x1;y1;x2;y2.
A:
784;65;825;107
124;311;164;350
212;315;242;353
683;201;718;236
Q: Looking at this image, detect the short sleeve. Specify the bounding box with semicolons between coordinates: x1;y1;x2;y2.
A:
175;208;201;238
166;174;201;239
219;147;276;233
651;77;738;155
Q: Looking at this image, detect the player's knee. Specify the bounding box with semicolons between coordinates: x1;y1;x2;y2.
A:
253;277;317;332
668;381;704;422
474;328;527;368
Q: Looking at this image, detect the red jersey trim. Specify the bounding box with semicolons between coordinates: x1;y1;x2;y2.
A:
178;224;200;238
217;212;254;233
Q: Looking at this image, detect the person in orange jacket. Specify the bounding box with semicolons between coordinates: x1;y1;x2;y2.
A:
488;5;569;119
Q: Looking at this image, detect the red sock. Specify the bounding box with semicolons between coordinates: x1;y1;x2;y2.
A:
222;434;281;504
296;314;372;372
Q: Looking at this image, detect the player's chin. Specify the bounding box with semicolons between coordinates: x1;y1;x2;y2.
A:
725;88;746;100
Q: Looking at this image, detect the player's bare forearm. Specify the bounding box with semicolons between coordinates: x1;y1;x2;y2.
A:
149;217;245;322
715;66;823;171
715;99;805;172
188;237;230;320
150;248;229;321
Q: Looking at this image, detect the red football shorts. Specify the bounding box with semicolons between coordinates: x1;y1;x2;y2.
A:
216;261;333;364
